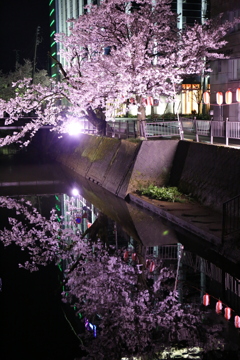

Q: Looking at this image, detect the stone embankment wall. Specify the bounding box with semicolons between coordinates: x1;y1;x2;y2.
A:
169;141;240;212
49;133;178;199
48;132;240;212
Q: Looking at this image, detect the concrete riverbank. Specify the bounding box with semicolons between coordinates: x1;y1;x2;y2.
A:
48;133;240;212
39;131;240;272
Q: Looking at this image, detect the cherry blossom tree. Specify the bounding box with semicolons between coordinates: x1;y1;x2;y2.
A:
0;195;226;359
0;0;239;144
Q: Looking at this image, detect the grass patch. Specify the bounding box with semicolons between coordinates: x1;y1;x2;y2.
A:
137;185;189;203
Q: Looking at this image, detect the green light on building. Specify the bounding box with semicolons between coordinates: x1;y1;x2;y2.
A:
52;73;57;77
49;0;54;5
50;8;55;16
50;20;55;27
51;41;56;47
51;52;56;56
50;30;55;37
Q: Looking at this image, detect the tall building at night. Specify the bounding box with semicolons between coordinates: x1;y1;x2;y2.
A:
49;0;209;115
210;0;240;121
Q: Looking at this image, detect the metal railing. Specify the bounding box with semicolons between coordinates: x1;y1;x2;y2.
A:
78;119;98;134
222;194;240;239
106;120;137;138
146;244;178;260
2;116;240;146
145;121;180;138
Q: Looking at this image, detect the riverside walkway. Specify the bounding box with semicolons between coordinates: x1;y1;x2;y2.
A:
128;192;240;279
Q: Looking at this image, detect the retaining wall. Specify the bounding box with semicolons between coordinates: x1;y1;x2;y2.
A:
49;133;178;199
47;132;240;212
169;141;240;211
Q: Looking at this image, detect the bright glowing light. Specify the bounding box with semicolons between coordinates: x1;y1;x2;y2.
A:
72;188;79;196
67;121;83;135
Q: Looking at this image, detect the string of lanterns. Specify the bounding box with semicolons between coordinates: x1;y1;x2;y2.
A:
203;293;240;328
203;88;240;105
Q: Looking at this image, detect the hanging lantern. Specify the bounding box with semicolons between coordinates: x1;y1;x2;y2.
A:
203;91;210;105
123;250;129;261
153;98;159;106
216;92;223;105
132;253;137;261
234;315;240;328
145;97;154;106
216;300;222;314
236;88;240;102
149;261;155;273
224;307;231;320
203;294;210;306
225;90;232;105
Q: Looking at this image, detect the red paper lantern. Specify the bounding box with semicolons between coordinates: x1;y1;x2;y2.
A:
216;92;223;105
203;91;210;105
123;250;129;261
132;253;137;261
234;315;240;328
203;294;210;306
236;88;240;103
149;261;155;273
216;300;222;314
145;97;153;106
225;90;232;105
224;307;231;320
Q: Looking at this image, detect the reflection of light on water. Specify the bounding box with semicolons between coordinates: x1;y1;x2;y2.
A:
72;188;79;196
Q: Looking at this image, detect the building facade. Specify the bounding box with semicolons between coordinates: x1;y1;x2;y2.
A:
210;0;240;121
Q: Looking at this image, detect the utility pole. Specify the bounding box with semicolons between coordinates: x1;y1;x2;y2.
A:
32;26;41;83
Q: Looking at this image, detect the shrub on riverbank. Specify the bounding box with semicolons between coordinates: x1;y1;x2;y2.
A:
137;185;189;203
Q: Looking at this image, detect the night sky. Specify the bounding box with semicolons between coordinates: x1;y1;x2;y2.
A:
0;0;50;73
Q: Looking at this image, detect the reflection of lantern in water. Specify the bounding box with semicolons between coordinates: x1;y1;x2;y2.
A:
216;92;223;105
215;300;222;314
225;90;232;105
123;250;129;261
203;294;210;306
203;91;210;104
132;253;137;261
146;259;151;268
149;261;155;272
224;307;231;320
234;315;240;328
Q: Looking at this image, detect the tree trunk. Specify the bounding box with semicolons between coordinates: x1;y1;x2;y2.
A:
136;95;146;138
85;106;107;136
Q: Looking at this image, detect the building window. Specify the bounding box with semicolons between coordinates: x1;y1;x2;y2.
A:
229;59;240;81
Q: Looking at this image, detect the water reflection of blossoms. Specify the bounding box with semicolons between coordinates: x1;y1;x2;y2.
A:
0;196;225;359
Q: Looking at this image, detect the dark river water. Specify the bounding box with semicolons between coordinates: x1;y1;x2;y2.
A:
0;152;240;360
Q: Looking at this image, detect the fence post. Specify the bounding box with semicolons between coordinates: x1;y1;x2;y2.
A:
194;119;199;142
226;118;229;146
210;119;213;144
178;115;184;140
